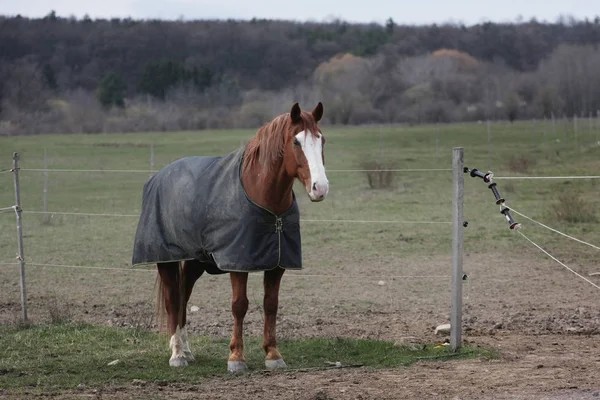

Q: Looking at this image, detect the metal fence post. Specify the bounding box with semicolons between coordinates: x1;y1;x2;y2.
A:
378;124;383;163
597;110;600;144
552;113;557;156
13;152;28;322
450;147;464;352
574;114;579;152
43;148;49;223
543;116;547;142
435;123;440;167
486;120;492;170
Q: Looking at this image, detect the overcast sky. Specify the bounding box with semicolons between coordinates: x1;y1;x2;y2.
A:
0;0;597;25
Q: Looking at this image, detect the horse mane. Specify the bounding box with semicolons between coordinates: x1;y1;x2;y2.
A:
242;110;320;174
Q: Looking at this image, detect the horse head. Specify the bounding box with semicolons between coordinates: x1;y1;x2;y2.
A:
283;102;329;202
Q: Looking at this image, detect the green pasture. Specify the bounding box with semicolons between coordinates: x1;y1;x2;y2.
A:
0;120;598;269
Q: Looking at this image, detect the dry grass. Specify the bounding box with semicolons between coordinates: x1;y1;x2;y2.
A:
507;156;536;173
124;300;155;335
361;160;395;189
551;192;598;223
46;295;74;325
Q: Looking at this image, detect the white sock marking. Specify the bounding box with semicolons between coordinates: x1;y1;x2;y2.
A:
169;326;186;364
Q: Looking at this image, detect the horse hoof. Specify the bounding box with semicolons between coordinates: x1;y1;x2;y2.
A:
265;359;287;370
169;357;188;367
184;351;195;362
227;361;248;373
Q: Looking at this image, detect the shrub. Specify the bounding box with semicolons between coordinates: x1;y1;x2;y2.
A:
125;301;155;335
46;296;74;325
362;160;394;189
507;156;536;173
552;192;597;223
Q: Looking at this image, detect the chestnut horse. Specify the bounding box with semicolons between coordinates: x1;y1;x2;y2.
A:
142;103;328;372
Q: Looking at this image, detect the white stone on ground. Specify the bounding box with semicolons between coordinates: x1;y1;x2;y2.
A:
434;323;451;335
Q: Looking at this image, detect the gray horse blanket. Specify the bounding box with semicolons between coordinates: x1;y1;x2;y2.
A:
132;148;302;273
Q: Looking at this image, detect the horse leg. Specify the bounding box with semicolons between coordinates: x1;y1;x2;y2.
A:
179;260;205;362
263;267;287;370
157;262;187;367
228;272;249;372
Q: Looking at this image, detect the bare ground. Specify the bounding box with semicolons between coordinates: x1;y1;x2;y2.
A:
1;250;599;399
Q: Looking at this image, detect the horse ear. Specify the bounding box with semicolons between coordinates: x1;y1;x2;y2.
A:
312;102;323;122
290;103;302;124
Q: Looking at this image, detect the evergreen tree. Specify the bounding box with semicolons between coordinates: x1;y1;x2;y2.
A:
97;72;125;108
42;64;58;90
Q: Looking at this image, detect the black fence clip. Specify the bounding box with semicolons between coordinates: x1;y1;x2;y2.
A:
500;207;521;230
465;166;520;230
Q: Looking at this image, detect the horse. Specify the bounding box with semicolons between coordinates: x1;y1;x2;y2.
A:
132;102;328;372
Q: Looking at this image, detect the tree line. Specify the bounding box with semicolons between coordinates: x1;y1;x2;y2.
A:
1;12;600;134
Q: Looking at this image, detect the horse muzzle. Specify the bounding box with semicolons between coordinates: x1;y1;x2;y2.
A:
307;181;329;202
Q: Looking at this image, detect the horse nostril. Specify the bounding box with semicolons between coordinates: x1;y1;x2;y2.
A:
312;182;317;191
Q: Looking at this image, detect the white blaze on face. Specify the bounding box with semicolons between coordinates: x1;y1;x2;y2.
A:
296;130;329;201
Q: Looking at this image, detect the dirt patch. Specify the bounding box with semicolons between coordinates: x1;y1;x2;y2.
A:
2;251;600;398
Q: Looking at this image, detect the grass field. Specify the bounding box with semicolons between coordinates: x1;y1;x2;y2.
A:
0;120;599;397
0;323;491;391
1;120;598;267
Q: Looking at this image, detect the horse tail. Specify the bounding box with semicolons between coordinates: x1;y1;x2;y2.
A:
154;262;186;336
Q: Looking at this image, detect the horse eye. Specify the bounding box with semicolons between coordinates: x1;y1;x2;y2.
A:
293;138;300;146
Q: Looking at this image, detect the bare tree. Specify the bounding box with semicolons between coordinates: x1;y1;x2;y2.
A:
313;53;376;124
